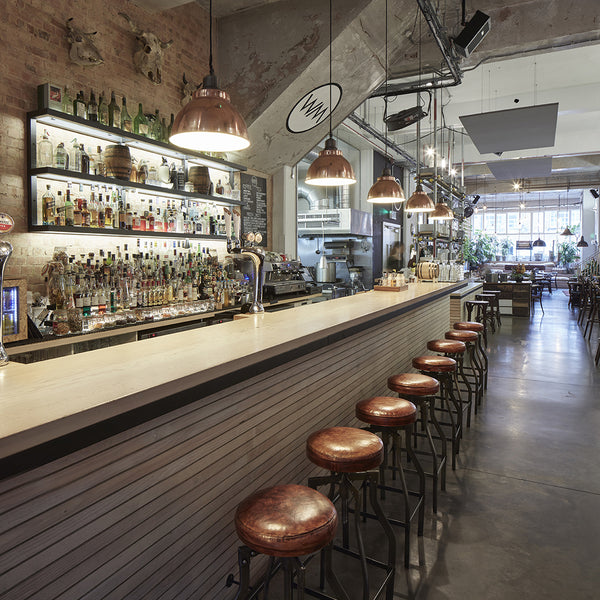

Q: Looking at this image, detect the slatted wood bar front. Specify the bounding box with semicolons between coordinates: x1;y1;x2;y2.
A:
0;282;464;600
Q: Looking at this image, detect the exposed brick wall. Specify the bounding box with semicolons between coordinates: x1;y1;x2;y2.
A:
0;0;271;293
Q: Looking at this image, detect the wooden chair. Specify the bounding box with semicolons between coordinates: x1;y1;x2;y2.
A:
531;284;544;314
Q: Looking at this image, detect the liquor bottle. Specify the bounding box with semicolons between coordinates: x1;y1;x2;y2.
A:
69;139;81;172
37;129;53;168
147;203;155;232
54;142;68;169
154;207;163;232
95;146;105;177
62;87;74;115
125;203;133;230
55;191;65;226
121;97;132;132
98;93;109;126
161;117;168;143
65;185;74;226
73;90;87;119
119;202;126;229
80;144;90;174
108;91;121;128
87;91;98;122
216;180;225;195
167;113;174;140
42;185;55;225
80;186;91;227
97;188;106;228
150;109;162;140
73;194;82;226
133;103;149;136
89;186;99;227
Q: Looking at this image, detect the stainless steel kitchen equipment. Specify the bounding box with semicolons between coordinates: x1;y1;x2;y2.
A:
263;258;308;297
297;208;373;236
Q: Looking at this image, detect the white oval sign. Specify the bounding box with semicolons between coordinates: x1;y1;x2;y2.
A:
0;213;14;234
286;83;342;134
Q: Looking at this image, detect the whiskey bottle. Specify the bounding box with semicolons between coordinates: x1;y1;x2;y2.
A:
80;144;90;174
121;97;133;132
55;191;65;226
65;185;74;226
73;91;87;119
42;185;55;225
108;92;121;128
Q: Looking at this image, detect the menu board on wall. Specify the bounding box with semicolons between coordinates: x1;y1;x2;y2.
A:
240;173;268;247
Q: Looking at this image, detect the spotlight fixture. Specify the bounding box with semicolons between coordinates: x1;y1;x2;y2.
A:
472;194;481;205
512;181;520;191
170;0;249;152
577;236;589;248
591;189;600;199
306;0;356;187
453;10;491;58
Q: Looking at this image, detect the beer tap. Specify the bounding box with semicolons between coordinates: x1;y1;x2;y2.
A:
225;208;265;313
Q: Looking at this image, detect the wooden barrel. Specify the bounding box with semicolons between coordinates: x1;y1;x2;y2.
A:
104;145;132;180
188;165;211;194
417;261;440;280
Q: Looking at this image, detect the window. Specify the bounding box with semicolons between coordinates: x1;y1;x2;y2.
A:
496;212;507;234
484;213;495;232
557;210;569;231
519;212;531;234
472;213;483;231
570;208;581;228
507;212;519;233
532;211;543;234
546;210;557;233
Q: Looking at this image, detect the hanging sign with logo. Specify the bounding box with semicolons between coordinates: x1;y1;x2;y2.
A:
286;83;342;133
0;213;14;234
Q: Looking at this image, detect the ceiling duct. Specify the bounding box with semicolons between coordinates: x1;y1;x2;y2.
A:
385;106;427;131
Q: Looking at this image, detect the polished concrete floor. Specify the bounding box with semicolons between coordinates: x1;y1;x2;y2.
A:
250;291;600;599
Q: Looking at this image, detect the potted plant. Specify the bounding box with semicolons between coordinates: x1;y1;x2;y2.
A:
462;232;497;270
511;263;526;283
500;238;513;260
557;240;580;272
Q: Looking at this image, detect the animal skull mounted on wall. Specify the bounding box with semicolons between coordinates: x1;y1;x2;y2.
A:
119;13;173;85
66;18;104;67
181;73;198;106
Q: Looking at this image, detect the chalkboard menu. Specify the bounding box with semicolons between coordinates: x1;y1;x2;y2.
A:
240;173;268;247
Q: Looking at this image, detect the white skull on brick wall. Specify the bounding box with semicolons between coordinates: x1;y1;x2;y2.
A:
119;13;173;85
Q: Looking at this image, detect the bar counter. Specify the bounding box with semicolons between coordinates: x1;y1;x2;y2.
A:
0;280;467;600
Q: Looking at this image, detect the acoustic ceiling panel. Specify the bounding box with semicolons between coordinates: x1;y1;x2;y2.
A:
460;103;559;154
487;157;553;180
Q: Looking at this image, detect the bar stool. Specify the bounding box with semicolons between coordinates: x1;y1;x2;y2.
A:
483;289;502;327
454;321;488;390
355;396;425;567
386;374;447;514
426;339;472;429
465;300;490;345
233;484;349;600
411;355;462;470
475;294;498;334
445;329;483;413
307;427;395;600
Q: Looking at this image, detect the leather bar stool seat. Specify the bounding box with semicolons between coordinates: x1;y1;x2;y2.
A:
412;355;457;372
356;396;417;428
233;484;349;600
387;373;440;397
307;426;383;472
235;484;337;557
454;321;484;332
427;339;466;355
445;330;478;343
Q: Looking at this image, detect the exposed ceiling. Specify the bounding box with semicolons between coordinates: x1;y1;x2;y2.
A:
131;0;600;204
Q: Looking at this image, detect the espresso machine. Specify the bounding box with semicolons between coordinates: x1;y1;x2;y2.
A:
262;256;309;300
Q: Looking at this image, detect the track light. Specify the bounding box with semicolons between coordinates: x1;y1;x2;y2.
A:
591;189;600;199
472;194;481;205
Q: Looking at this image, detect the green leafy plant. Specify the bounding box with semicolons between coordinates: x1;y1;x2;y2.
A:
462;232;498;268
500;238;513;257
557;240;579;267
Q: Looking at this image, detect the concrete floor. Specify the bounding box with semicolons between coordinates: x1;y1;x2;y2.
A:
251;291;600;599
390;290;600;600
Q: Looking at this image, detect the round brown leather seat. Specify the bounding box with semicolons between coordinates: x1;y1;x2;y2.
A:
356;396;417;428
427;339;466;354
387;373;440;396
235;484;337;557
467;300;489;306
445;329;478;343
307;426;383;473
454;321;484;332
412;355;456;372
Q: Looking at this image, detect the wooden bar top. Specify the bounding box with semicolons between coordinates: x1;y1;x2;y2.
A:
0;281;466;462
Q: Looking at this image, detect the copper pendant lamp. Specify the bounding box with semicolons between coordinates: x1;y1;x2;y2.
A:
306;0;356;187
405;12;434;213
560;226;573;236
367;0;404;204
170;0;250;153
429;199;454;220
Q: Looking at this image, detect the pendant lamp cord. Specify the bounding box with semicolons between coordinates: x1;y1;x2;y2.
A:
209;0;214;75
416;8;422;180
384;0;389;164
329;0;333;138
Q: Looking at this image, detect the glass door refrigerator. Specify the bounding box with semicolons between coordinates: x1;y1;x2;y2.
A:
2;279;27;343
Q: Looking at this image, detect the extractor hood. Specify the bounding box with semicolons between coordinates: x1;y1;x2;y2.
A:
297;209;373;236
